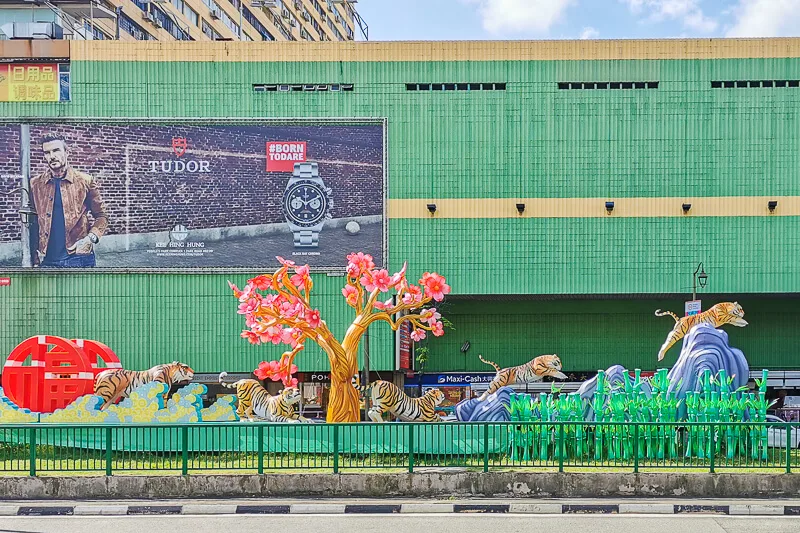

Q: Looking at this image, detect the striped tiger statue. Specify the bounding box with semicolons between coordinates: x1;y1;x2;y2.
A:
351;375;444;423
655;301;748;361
218;372;309;423
94;361;194;410
477;354;567;401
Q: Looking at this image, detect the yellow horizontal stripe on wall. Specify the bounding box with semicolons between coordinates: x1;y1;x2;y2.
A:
70;38;800;63
388;197;800;219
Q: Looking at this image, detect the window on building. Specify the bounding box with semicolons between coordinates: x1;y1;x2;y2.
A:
119;13;152;40
83;22;109;40
202;19;222;39
406;83;506;91
172;0;200;26
712;79;800;89
558;81;658;90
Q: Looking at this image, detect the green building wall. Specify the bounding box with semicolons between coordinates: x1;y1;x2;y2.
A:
1;45;799;372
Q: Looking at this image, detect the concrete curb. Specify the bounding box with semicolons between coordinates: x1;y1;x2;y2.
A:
3;473;800;500
2;502;800;516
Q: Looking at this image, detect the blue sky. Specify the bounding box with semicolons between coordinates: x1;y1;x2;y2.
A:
354;0;800;41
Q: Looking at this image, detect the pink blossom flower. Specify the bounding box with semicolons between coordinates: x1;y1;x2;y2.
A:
281;328;303;347
372;270;391;292
374;299;394;311
389;263;408;288
228;281;243;299
248;275;272;291
307;309;321;328
290;265;311;288
342;284;359;307
421;272;451;302
420;307;441;325
261;326;283;345
410;328;427;342
238;283;255;303
360;271;376;292
347;252;375;274
282;376;299;388
432;321;445;337
238;297;260;315
276;256;296;267
346;263;360;277
241;330;260;345
402;285;423;305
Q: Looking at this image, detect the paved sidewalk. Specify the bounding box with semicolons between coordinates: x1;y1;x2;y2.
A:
2;497;799;516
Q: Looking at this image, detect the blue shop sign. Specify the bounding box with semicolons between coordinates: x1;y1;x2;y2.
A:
406;373;495;386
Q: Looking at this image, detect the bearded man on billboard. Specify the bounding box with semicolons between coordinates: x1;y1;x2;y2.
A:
29;132;109;268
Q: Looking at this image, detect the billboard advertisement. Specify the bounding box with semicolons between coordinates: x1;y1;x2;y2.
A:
0;121;386;270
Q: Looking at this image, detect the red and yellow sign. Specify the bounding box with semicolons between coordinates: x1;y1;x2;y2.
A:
0;63;62;102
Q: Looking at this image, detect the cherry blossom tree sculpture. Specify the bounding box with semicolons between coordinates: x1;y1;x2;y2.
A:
230;253;450;423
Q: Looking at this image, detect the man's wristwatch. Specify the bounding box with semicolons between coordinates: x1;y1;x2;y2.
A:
88;233;99;244
282;162;333;248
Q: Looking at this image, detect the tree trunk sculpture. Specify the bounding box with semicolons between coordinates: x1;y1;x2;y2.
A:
230;253;450;423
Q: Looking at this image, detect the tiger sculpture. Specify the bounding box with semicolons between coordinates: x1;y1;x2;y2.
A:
351;375;444;423
477;354;567;401
94;361;194;409
218;372;309;423
655;301;748;361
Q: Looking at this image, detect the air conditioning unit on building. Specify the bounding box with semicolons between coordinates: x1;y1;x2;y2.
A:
301;11;310;21
293;0;302;9
154;18;163;28
281;9;290;20
144;12;156;23
289;19;297;27
0;22;65;40
210;9;221;19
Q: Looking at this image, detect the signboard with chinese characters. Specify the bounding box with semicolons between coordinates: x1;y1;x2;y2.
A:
0;63;70;102
685;300;702;316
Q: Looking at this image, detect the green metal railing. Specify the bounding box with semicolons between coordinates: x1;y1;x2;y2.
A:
0;421;797;476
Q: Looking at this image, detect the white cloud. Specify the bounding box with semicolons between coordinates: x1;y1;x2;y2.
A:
580;26;601;39
726;0;800;37
620;0;718;33
461;0;576;35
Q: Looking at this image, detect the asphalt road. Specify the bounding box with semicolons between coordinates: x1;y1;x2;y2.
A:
1;515;799;533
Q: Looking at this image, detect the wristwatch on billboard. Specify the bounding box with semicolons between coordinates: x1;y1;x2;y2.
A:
282;162;333;248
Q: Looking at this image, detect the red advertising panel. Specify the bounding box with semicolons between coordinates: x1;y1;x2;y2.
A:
0;277;9;286
266;141;307;171
399;321;412;370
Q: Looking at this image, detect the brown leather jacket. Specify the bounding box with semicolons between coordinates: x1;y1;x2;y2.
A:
29;167;109;265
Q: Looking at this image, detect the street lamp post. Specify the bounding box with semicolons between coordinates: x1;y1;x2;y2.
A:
692;262;708;301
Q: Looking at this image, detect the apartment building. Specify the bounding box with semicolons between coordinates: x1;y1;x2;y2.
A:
0;0;364;42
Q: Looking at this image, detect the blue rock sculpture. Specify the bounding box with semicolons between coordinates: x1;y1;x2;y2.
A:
577;365;653;403
666;322;749;400
454;386;513;422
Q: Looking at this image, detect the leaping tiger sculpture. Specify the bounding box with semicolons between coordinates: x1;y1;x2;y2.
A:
477;354;567;401
94;361;194;409
352;375;444;422
655;301;748;361
218;372;309;423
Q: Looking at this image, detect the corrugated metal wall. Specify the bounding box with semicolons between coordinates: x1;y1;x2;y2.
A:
0;273;394;373
1;52;799;372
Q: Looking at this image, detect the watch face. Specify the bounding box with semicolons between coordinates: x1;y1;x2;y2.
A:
283;180;329;227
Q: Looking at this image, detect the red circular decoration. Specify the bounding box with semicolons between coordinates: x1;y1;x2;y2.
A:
2;336;120;413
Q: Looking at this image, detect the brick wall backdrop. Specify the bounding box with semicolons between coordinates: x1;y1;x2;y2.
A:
0;124;384;242
0;126;22;242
